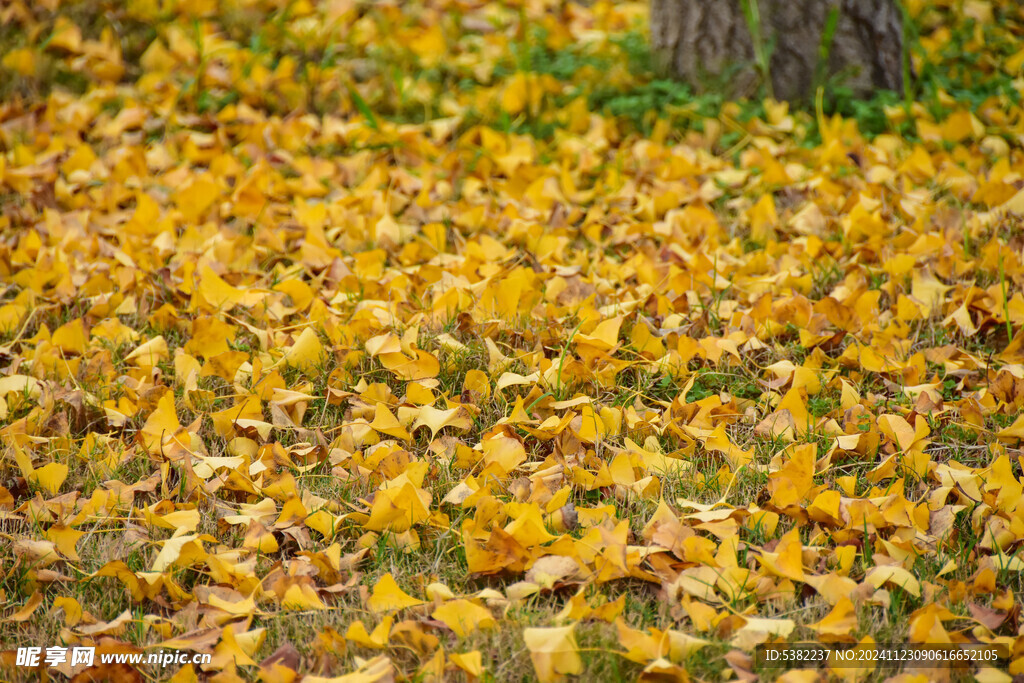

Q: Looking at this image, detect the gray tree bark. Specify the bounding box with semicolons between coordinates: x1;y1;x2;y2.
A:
650;0;905;102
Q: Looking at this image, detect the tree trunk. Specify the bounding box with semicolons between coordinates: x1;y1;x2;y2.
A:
650;0;905;102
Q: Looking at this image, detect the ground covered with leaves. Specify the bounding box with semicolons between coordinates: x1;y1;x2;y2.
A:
2;0;1024;681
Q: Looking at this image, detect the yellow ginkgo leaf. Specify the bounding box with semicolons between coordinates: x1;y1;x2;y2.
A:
124;335;169;366
345;617;394;649
52;318;88;355
367;573;425;613
276;326;324;372
730;616;796;649
575;316;623;352
757;527;806;582
30;461;69;496
304;655;394;683
379;349;440;380
53;596;83;626
1;47;36;76
45;524;84;561
431;599;496;637
808;597;857;641
369;403;412;441
209;624;263;669
10;591;44;622
523;624;583;682
864;565;921;597
411;404;472;440
995;414;1024;443
196;265;265;310
281;583;327;611
141;391;183;454
174;175;220;223
501;72;529;116
449;651;484;678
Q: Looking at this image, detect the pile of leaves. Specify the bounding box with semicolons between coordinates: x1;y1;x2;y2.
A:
2;0;1024;680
